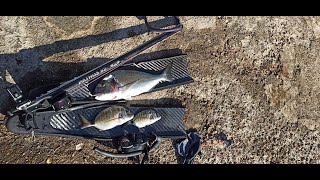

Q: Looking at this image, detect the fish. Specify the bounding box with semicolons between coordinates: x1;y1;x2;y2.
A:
79;105;134;131
132;109;161;128
93;74;117;95
94;63;174;101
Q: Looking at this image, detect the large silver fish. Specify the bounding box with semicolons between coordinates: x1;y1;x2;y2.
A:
79;105;134;131
93;75;117;95
133;109;161;128
94;63;174;101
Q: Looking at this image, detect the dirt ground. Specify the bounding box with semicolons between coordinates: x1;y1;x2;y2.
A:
0;16;320;164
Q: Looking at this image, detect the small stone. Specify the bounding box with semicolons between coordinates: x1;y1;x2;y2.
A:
0;114;5;121
76;143;84;151
46;158;52;164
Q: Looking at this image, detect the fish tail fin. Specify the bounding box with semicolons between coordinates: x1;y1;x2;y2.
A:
79;115;93;129
161;62;174;82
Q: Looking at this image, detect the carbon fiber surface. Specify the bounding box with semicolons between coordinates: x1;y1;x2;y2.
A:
50;106;186;139
6;105;187;140
66;55;192;100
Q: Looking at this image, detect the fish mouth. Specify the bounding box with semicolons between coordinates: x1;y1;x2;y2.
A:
152;116;161;122
151;112;161;120
127;113;134;120
123;109;134;120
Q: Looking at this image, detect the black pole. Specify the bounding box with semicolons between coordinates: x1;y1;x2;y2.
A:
17;18;182;112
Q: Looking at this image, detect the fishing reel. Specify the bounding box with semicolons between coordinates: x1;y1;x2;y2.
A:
117;133;149;153
94;133;161;164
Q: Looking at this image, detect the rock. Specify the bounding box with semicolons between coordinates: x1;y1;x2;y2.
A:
76;143;84;151
46;158;52;164
0;114;5;121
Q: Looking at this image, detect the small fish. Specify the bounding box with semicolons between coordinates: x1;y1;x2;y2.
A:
94;63;174;101
79;105;134;131
133;109;161;128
